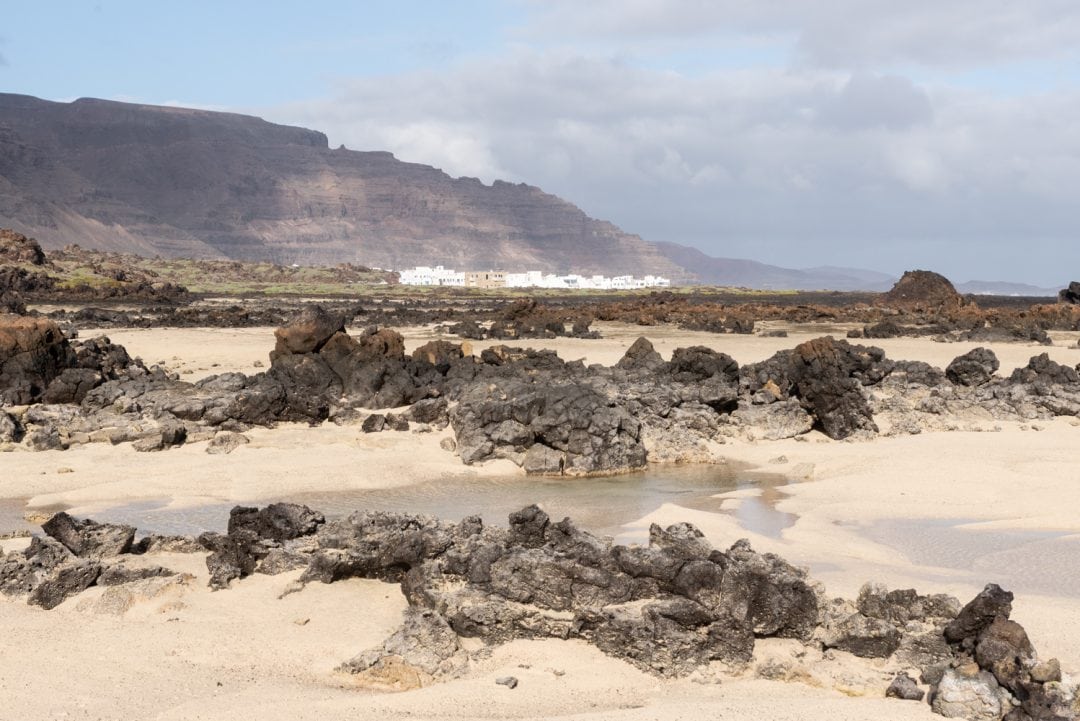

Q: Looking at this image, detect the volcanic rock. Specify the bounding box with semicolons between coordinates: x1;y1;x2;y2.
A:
1059;282;1080;305
271;305;344;357
883;270;965;311
41;512;135;559
0;315;75;405
944;583;1014;647
887;672;926;701
786;337;880;439
616;337;665;373
0;229;46;265
947;348;1000;387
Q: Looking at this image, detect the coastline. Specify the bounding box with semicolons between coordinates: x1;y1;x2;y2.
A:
3;325;1080;720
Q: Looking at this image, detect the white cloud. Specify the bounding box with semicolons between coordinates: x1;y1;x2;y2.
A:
525;1;1080;69
261;6;1080;284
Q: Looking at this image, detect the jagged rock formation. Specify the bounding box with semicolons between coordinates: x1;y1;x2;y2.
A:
0;93;683;278
0;228;46;265
4;503;1074;721
7;307;1080;471
1060;282;1080;305
0;512;179;609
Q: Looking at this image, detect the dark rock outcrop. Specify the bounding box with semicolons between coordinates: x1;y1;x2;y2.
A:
0;228;47;265
41;512;135;559
450;380;646;475
883;270;965;311
947;348;1000;387
199;503;324;589
786;337;881;439
1059;282;1080;305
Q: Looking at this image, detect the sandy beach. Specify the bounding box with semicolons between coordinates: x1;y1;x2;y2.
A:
3;324;1080;720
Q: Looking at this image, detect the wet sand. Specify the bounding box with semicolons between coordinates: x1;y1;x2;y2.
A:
3;324;1080;720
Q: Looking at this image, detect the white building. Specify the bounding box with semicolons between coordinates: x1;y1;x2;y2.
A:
398;265;670;289
397;265;465;286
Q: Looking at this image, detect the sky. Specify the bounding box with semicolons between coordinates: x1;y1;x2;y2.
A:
3;0;1080;285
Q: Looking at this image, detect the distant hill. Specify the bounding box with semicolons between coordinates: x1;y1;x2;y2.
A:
0;93;925;291
955;280;1060;297
0;93;683;278
654;243;896;291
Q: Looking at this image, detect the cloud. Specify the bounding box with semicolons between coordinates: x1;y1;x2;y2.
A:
525;1;1080;70
261;1;1080;285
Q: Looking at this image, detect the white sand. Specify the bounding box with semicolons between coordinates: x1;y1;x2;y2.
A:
3;325;1080;720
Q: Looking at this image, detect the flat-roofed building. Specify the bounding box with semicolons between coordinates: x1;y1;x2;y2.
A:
464;270;506;288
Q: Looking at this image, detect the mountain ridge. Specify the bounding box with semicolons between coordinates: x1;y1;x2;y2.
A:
0;93;689;279
0;93;898;290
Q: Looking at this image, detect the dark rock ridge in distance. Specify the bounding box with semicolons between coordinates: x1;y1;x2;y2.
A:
0;93;683;278
653;241;898;292
1;93;898;290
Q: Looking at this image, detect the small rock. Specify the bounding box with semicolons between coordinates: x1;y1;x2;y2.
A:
206;431;250;455
886;672;925;701
361;414;386;433
1030;658;1062;684
495;676;519;689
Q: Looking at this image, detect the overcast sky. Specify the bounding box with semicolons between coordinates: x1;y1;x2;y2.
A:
4;1;1080;284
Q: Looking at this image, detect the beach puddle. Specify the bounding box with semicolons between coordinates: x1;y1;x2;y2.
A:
1;464;798;544
860;518;1080;598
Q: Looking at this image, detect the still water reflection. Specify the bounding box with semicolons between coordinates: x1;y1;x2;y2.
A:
0;464;797;544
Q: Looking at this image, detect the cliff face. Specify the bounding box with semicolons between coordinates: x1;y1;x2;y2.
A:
0;94;683;277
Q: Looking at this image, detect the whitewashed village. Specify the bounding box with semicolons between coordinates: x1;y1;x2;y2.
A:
397;264;672;289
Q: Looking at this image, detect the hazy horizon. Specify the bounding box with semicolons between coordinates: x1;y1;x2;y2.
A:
3;1;1079;286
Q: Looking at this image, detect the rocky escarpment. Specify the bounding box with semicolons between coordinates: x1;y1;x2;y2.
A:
0;93;683;278
6;306;1080;472
3;503;1075;721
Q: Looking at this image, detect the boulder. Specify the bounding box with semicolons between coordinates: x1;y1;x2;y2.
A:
1010;354;1080;386
1058;281;1080;305
976;616;1037;693
28;561;102;610
932;664;1011;721
411;340;464;370
822;612;902;658
41;512;135;558
0;315;76;405
405;397;450;427
361;414;386;433
340;607;467;688
887;672;925;701
947;348;1000;387
883;270;965;311
616;337;665;373
451;380;646;475
205;431;249;454
198;529;267;590
227;503;325;542
267;353;341;422
786;337;880;439
668;346;739;384
271;305;344;357
0;229;47;265
945;583;1014;646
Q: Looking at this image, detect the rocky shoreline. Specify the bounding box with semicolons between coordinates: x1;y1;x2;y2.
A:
1;501;1075;720
3;305;1080;477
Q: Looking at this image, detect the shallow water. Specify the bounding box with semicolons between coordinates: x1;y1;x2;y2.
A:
0;464;796;545
860;518;1080;598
